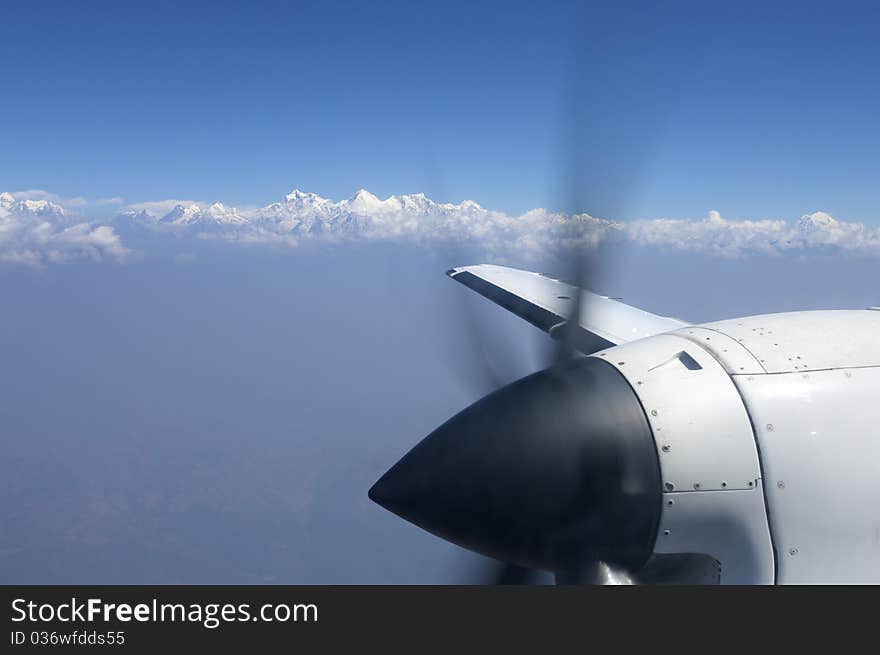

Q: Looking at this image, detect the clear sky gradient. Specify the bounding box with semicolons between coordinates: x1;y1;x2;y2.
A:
5;1;880;221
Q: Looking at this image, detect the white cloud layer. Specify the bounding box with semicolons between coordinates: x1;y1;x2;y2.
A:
4;187;880;266
0;192;130;267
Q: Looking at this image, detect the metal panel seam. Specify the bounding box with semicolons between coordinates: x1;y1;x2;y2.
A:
680;338;779;583
732;363;880;376
679;326;768;373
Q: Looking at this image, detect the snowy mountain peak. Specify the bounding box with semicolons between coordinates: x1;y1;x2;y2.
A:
353;188;377;199
349;188;381;206
118;208;153;221
0;194;66;219
160;203;203;224
798;211;838;232
389;192;436;213
284;189;328;204
341;189;387;216
23;199;64;215
205;202;247;224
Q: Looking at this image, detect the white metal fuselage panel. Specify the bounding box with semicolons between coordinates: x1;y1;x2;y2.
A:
702;310;880;373
733;367;880;583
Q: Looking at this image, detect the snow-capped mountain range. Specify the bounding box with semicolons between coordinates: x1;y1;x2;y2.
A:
3;186;880;267
0;191;66;220
122;189;491;233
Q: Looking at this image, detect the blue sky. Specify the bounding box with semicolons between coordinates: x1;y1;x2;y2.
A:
5;1;880;221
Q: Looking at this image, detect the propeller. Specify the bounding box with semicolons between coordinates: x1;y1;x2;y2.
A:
431;215;547;584
372;13;670;585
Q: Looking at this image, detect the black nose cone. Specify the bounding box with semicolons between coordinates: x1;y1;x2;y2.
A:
369;357;661;573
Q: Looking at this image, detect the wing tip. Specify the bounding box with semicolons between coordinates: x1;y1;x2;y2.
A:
446;264;497;279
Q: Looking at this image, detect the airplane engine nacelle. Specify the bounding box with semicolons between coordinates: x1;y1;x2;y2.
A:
601;310;880;584
595;334;775;584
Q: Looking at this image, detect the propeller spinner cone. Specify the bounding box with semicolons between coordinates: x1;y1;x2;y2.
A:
369;356;662;575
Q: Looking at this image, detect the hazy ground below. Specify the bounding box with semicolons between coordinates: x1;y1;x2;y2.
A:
1;243;877;583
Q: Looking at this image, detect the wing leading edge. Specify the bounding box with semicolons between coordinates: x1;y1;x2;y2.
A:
447;264;689;354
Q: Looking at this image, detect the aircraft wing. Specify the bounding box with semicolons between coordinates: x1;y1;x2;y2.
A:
447;264;689;354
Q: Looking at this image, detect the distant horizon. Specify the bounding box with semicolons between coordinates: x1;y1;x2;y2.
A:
5;183;880;269
1;184;870;223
